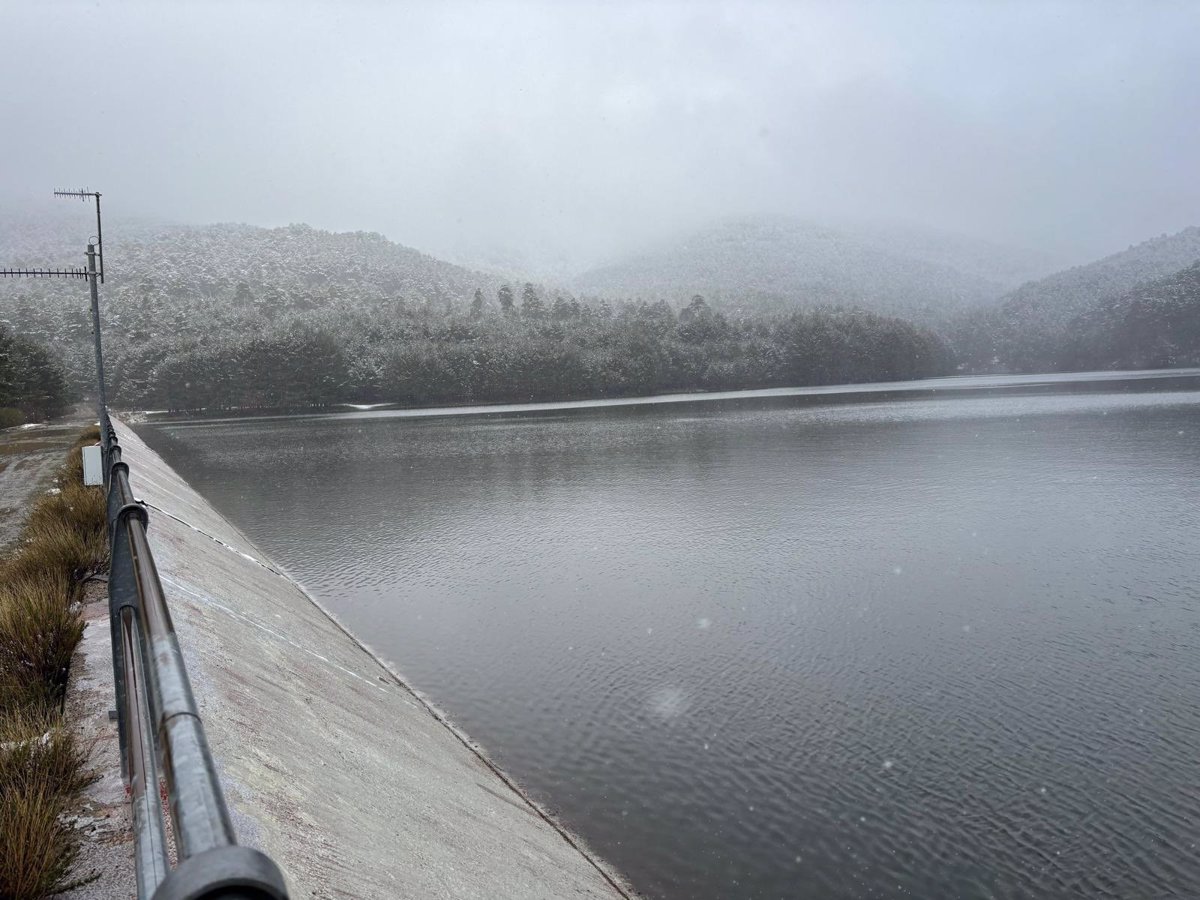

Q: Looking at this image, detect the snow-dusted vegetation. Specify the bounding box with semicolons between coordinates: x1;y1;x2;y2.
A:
3;210;1199;413
955;228;1200;371
0;215;950;412
0;325;68;424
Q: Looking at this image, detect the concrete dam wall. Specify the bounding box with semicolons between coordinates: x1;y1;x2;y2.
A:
112;418;631;899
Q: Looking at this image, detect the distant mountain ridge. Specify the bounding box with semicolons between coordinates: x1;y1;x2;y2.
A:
0;211;500;300
571;216;1063;325
992;226;1200;329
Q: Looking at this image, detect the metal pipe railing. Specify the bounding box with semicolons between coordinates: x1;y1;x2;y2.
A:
103;416;289;900
119;604;171;895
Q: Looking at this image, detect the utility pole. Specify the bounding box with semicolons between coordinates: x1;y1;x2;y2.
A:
85;242;110;451
0;189;111;451
55;190;110;450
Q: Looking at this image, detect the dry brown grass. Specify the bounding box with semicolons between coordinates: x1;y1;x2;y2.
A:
0;432;107;898
61;449;84;487
0;785;81;899
0;720;93;900
0;715;92;797
13;480;108;585
70;425;101;448
0;570;83;715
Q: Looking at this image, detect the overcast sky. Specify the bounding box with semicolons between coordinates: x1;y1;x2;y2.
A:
2;0;1197;271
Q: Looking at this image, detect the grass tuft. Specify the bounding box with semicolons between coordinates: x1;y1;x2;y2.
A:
10;521;102;588
0;570;83;715
70;425;101;449
0;717;92;799
0;783;81;899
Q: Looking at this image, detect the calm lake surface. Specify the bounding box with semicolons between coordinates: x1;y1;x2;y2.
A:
137;371;1200;900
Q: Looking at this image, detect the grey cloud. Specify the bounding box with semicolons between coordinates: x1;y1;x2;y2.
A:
2;0;1196;273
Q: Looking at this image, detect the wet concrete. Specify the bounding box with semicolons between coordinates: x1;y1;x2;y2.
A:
112;418;632;899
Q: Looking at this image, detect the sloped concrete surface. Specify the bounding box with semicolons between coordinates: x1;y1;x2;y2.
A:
113;418;631;899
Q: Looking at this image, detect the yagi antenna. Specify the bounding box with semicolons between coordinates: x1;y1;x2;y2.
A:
0;267;89;279
0;188;115;449
53;188;105;282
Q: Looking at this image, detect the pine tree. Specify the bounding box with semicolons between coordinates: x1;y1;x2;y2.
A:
498;285;515;316
521;283;545;319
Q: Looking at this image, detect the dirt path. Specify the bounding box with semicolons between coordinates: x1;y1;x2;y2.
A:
0;410;92;552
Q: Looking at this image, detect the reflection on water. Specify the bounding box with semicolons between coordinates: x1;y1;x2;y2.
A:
139;374;1200;900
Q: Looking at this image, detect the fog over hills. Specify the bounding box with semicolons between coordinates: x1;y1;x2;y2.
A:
4;204;1199;402
991;227;1200;330
572;216;1064;325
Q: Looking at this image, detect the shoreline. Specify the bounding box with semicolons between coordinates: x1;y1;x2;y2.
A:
124;365;1200;427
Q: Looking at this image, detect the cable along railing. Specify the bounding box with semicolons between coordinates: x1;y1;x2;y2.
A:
102;415;289;900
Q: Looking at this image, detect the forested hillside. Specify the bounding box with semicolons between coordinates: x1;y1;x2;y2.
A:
0;215;504;390
956;227;1200;371
6;209;1198;413
0;325;70;424
0;216;950;411
116;294;950;411
1053;261;1200;371
573;216;1057;325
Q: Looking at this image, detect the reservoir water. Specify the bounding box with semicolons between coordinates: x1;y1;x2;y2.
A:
137;371;1200;899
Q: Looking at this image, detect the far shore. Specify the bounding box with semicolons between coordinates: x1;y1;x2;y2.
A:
117;366;1200;427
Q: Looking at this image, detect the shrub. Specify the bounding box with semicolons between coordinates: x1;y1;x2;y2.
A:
0;408;24;429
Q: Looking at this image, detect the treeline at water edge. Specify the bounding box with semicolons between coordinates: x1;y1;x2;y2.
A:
110;294;952;412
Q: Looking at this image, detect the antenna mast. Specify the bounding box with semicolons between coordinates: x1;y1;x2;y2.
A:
53;188;105;282
0;190;112;450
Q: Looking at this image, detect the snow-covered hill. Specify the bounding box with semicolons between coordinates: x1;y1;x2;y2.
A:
0;214;504;385
571;216;1060;324
957;226;1200;370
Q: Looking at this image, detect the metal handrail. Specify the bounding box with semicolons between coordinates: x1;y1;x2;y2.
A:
103;414;290;900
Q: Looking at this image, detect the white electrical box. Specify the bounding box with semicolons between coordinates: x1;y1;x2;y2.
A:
82;444;103;486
